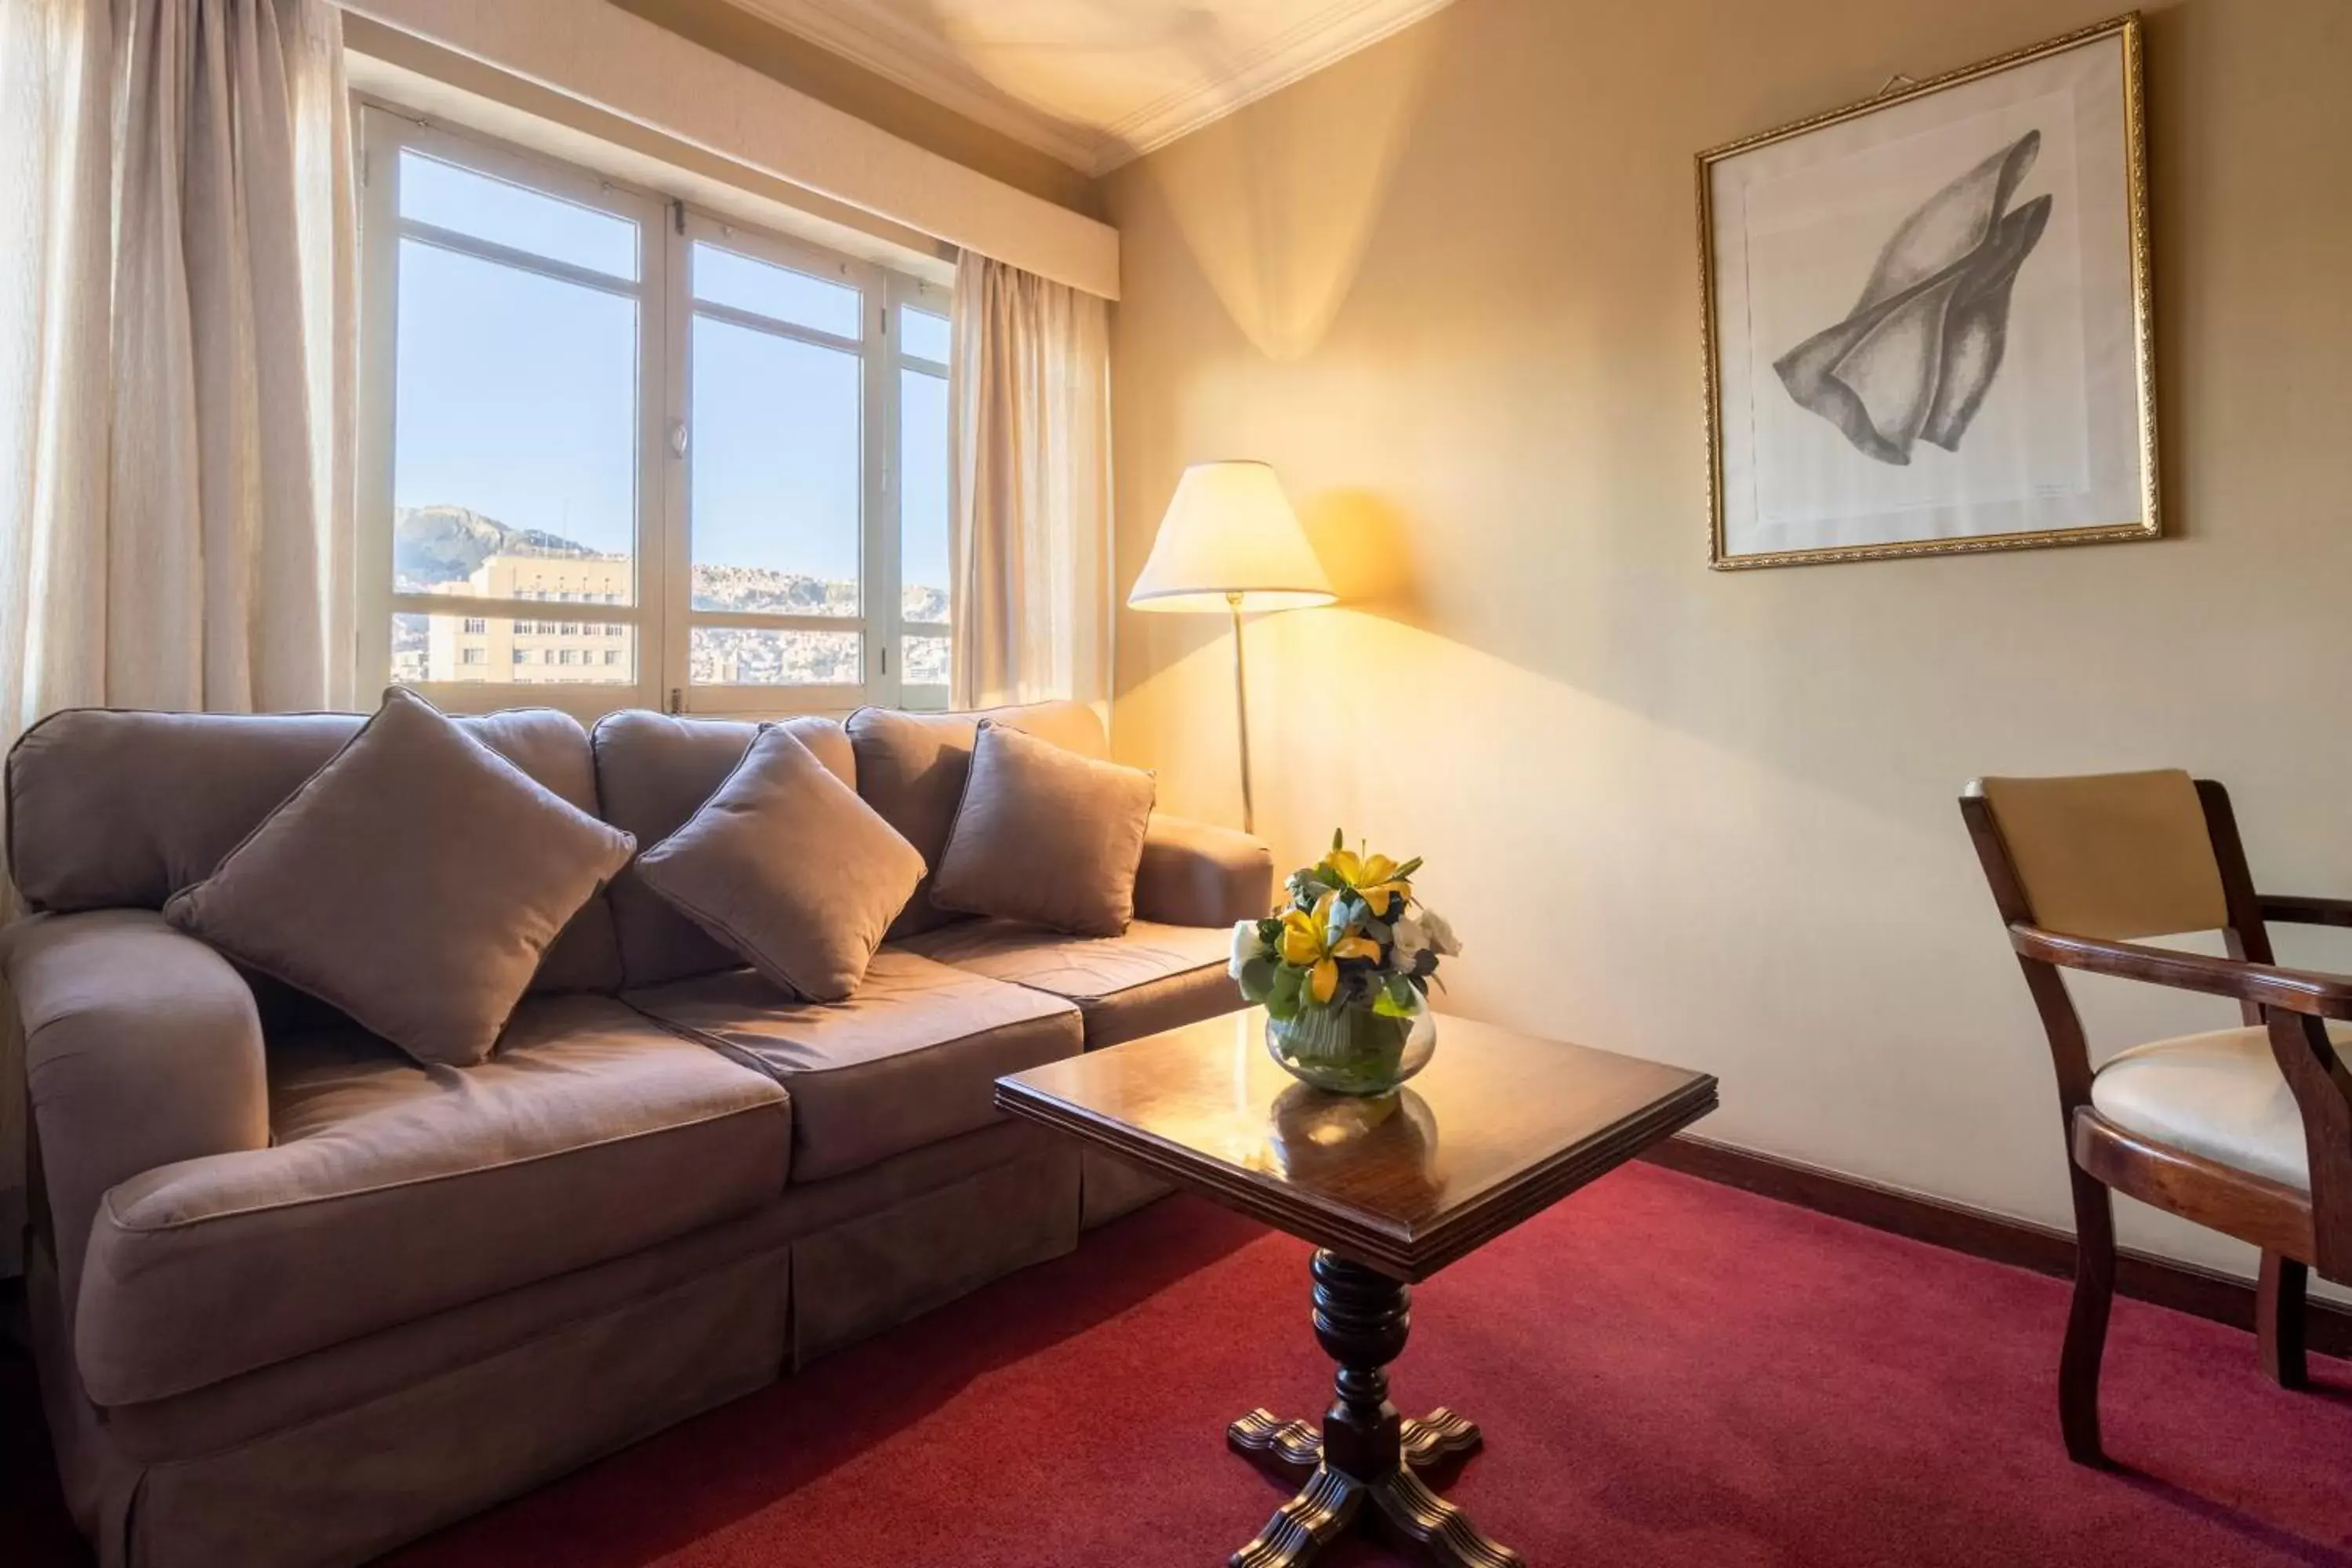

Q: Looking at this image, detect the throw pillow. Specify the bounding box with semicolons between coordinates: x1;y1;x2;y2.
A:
931;720;1156;938
164;688;636;1067
634;724;926;1001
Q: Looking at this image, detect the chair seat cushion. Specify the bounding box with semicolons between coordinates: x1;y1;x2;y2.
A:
626;950;1082;1183
73;995;789;1407
2089;1022;2352;1191
895;918;1236;1049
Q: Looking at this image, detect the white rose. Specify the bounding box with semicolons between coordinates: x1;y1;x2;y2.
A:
1229;919;1269;979
1418;906;1462;956
1391;913;1432;970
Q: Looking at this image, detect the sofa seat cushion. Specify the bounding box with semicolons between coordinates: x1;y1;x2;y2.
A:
626;950;1082;1183
2090;1023;2350;1192
74;994;789;1407
895;919;1237;1049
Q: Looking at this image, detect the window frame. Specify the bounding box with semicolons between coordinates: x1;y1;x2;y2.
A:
889;273;954;710
355;104;953;721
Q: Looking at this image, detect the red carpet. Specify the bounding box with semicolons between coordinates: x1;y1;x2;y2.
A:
9;1163;2352;1566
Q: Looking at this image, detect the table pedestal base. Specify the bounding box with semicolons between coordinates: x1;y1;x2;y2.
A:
1226;1251;1523;1568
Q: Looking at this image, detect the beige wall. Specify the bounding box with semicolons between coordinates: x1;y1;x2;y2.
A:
1101;0;2352;1283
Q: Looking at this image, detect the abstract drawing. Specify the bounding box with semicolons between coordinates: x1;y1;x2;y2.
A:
1697;16;2156;568
1774;132;2051;466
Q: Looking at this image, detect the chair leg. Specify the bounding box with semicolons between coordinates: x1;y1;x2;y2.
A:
2061;1169;2116;1467
2257;1251;2310;1391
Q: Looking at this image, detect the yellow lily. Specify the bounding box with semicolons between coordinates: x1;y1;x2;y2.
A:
1326;848;1412;918
1279;892;1383;1004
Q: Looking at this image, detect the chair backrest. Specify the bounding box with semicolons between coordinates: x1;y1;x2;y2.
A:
1968;770;2231;941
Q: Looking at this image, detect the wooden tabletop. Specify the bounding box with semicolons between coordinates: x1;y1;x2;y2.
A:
996;1009;1717;1281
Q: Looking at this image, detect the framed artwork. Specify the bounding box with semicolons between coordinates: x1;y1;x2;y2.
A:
1697;14;2155;569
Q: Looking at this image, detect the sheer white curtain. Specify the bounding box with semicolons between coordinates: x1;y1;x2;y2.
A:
0;0;357;1272
0;0;357;736
947;254;1112;713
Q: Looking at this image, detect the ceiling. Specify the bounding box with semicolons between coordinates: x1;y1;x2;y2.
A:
720;0;1455;175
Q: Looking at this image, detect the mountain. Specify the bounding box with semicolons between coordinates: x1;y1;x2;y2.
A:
394;505;613;591
394;503;948;618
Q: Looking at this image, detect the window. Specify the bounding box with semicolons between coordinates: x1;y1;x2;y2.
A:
359;110;953;717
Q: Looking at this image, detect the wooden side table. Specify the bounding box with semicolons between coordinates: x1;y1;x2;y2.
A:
997;1009;1717;1567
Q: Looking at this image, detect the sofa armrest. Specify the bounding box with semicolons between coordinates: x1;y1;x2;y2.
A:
5;910;269;1326
1133;815;1274;928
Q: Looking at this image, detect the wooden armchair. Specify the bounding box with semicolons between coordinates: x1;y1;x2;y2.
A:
1961;770;2352;1466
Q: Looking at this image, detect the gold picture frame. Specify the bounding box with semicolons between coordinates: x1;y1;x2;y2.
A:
1697;14;2156;570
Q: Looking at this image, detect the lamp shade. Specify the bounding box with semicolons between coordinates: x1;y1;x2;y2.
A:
1127;460;1336;614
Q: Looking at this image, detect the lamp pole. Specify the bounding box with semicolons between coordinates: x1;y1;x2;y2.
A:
1229;591;1254;834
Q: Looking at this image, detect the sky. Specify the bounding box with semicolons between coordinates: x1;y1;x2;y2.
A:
391;151;950;597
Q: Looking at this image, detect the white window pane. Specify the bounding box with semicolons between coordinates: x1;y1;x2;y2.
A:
690;316;860;615
690;627;861;687
694;243;862;339
899;367;949;626
899;305;949;363
392;612;637;686
398;152;637;281
902;634;949;688
394;240;638;604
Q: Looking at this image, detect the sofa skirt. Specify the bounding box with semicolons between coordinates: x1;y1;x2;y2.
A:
1080;1146;1172;1229
31;1120;1084;1568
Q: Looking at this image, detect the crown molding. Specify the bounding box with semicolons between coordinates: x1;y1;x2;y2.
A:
724;0;1456;177
1093;0;1454;171
722;0;1112;172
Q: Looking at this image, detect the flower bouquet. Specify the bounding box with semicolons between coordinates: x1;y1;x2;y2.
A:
1230;831;1460;1096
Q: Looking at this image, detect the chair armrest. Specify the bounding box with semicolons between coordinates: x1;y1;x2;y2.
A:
2010;924;2352;1019
5;910;269;1326
1133;814;1274;928
2260;895;2352;930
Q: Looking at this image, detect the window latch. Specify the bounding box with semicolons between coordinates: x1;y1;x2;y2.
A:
669;421;688;459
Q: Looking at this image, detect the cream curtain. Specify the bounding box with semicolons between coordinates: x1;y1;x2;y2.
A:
947;253;1112;713
0;0;358;1272
0;0;357;732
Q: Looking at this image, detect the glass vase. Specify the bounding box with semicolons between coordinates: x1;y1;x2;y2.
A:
1265;993;1436;1098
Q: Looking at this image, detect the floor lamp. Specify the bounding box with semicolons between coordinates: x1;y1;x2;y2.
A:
1127;461;1336;834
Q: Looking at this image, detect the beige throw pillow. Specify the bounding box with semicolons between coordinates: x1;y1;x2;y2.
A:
634;725;925;1001
164;688;637;1067
931;721;1156;938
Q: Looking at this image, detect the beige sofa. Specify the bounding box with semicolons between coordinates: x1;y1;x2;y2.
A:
4;699;1270;1568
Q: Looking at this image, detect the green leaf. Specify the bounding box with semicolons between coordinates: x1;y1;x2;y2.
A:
1373;974;1419;1018
1266;964;1305;1022
1390;856;1423;880
1236;956;1277;1002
